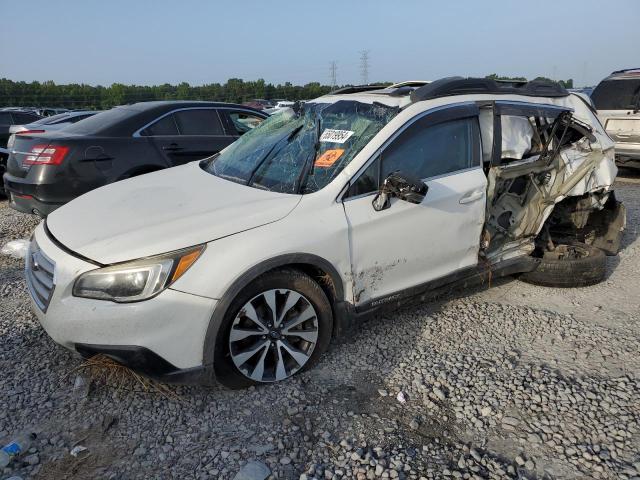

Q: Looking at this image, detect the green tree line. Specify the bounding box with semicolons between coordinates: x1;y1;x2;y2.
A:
0;78;336;109
0;75;575;110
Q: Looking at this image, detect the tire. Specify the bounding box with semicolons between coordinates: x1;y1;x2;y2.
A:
519;242;606;288
214;268;333;389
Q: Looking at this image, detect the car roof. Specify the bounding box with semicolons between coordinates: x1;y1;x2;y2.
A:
315;77;570;109
122;100;252;112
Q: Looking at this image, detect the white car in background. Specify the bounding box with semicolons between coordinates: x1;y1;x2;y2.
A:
264;101;295;115
592;68;640;170
27;77;625;388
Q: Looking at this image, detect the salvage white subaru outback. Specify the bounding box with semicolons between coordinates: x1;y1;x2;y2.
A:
27;78;626;387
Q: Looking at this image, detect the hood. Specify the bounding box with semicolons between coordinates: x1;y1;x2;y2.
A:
47;162;302;264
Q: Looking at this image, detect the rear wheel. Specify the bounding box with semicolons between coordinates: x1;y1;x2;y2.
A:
519;242;606;288
214;269;333;388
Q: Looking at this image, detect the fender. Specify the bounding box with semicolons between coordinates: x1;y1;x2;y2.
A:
201;253;346;376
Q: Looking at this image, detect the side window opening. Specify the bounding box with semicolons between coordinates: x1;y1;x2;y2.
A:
229;111;265;135
479;109;559;167
380;117;476;181
174;109;224;136
345;114;479;199
347;157;380;197
141;114;179;136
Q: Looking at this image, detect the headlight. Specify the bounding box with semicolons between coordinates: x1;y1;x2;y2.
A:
73;245;205;302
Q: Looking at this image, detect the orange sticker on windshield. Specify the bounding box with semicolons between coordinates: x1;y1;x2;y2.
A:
315;149;344;168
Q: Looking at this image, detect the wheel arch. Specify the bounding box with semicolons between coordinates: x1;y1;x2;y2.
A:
202;253;346;374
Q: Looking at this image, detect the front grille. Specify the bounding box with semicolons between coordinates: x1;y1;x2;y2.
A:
25;239;56;312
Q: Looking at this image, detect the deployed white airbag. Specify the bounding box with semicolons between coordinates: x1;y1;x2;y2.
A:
479;112;534;160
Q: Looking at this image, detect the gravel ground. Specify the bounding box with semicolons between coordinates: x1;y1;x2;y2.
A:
0;176;639;480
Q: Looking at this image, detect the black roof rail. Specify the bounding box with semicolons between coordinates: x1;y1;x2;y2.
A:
410;77;569;103
610;68;640;75
329;85;387;95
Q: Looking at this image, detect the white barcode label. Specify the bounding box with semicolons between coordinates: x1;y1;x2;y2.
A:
319;129;355;144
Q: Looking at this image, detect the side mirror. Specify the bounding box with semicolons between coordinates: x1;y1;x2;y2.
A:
372;171;428;211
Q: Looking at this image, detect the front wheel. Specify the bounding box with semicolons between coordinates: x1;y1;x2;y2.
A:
214;269;333;388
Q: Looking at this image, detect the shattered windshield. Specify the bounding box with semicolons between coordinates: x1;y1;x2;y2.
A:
203;100;399;194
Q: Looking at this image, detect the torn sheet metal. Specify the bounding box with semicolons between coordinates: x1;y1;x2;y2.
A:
561;140;617;198
483;94;617;262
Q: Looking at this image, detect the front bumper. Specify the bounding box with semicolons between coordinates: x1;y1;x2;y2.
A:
29;224;218;377
74;344;209;384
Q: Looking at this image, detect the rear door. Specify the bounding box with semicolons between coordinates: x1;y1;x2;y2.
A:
144;108;232;166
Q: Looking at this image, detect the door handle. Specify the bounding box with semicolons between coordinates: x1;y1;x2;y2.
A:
162;143;184;152
459;190;485;204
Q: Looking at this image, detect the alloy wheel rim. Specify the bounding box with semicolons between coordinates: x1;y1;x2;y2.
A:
229;289;319;382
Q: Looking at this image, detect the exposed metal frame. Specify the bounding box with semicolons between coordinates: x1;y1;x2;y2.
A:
489;100;573;168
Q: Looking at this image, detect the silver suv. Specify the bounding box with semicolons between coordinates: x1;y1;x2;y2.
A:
592;68;640;169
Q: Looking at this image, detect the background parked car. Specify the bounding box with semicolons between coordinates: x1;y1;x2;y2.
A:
242;99;273;110
3;101;267;216
7;110;100;149
1;109;42;147
34;107;70;117
1;107;40;114
264;100;295;114
0;109;42;195
592;68;640;169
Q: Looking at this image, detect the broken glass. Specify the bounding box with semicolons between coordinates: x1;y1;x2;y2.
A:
204;101;399;194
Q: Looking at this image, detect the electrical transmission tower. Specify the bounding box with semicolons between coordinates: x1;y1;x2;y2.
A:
359;50;370;85
330;61;337;88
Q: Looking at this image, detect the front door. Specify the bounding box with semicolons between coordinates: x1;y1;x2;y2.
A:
342;105;487;306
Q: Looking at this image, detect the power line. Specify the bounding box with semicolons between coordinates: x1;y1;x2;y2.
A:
359;50;370;85
329;61;337;88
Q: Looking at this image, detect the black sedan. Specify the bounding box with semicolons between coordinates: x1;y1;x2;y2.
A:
3;101;267;216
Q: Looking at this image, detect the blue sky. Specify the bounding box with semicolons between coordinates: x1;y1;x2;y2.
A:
1;0;638;87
